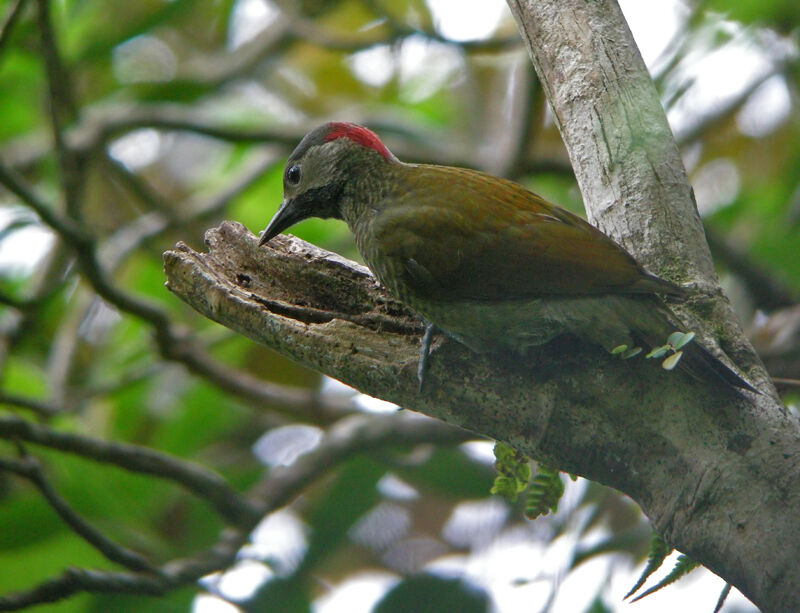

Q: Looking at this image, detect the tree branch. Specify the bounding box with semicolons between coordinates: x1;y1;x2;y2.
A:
0;392;60;418
0;412;470;610
164;174;797;612
0;0;27;57
0;414;260;526
35;0;82;219
0;161;346;420
504;0;768;381
150;1;798;610
0;451;156;573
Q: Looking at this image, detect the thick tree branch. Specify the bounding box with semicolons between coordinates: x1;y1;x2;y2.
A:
509;1;797;609
172;220;797;611
159;2;796;611
504;0;767;382
164;221;798;609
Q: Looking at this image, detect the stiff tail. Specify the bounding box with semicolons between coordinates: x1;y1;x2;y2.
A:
676;341;757;393
624;297;757;394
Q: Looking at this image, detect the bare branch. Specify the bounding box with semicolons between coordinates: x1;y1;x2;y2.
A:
0;162;88;242
165;215;799;610
100;148;283;270
705;226;797;311
68;106;304;153
0;0;27;57
0;414;260;526
0;452;157;573
0;413;471;610
250;413;473;510
0;567;170;611
34;0;82;218
0;392;60;418
280;2;520;53
0;161;343;418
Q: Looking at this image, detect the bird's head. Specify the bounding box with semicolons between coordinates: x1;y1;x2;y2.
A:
258;122;395;246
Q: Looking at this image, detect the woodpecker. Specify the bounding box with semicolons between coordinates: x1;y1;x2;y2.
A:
259;122;754;392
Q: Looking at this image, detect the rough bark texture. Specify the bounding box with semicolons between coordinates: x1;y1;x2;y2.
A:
505;0;759;375
162;1;800;610
165;222;796;612
504;1;795;610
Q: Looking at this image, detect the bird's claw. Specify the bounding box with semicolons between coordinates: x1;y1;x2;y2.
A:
417;322;437;392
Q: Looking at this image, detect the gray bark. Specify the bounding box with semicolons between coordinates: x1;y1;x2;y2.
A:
504;2;796;609
163;1;799;610
165;220;796;612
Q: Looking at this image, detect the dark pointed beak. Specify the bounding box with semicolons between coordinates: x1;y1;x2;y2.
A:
259;198;299;246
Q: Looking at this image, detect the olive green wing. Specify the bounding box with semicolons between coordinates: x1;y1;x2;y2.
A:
373;165;676;302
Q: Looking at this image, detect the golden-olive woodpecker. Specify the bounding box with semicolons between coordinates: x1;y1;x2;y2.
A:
259;122;753;392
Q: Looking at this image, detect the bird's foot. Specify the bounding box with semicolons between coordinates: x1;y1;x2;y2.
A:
417;322;439;392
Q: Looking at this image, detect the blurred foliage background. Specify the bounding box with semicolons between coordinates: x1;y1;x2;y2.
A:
0;0;798;611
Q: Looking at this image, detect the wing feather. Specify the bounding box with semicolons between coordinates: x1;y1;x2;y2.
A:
372;164;671;302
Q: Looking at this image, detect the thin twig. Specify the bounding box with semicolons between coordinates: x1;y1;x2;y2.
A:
0;163;88;242
705;226;796;310
0;414;261;526
287;15;520;53
0;0;27;57
356;0;520;52
0;451;157;573
0;566;171;611
0;392;60;418
100;148;282;270
249;413;472;511
0;161;339;417
0;289;27;310
0;276;68;312
0;413;471;610
88;111;303;149
34;0;81;217
102;155;178;219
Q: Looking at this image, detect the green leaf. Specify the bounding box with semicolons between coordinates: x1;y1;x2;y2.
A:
490;476;521;500
625;532;672;599
491;442;530;502
611;344;629;355
524;464;564;520
621;346;642;359
630;554;700;602
668;331;695;350
662;351;684;371
645;345;670;359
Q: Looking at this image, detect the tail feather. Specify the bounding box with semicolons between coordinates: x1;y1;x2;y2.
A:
623;297;757;394
677;341;757;393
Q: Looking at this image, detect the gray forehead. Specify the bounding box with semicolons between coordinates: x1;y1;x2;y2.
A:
287;125;332;164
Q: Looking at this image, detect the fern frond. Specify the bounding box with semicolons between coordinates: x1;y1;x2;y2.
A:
630;554;700;602
524;464;564;519
624;532;672;599
490;442;531;502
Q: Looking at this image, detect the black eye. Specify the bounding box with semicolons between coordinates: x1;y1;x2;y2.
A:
285;164;301;186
